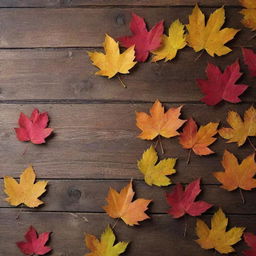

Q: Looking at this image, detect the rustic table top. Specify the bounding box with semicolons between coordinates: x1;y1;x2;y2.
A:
0;0;255;255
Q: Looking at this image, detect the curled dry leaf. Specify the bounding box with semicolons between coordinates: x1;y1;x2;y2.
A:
103;181;151;226
136;100;186;140
196;208;245;254
85;226;128;256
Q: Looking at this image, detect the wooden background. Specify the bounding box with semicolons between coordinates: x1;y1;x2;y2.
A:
0;0;255;255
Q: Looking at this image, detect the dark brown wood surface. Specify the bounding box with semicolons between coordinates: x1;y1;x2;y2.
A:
0;1;255;256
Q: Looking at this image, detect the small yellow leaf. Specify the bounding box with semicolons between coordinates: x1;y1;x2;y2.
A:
4;166;47;208
152;19;186;62
137;145;176;186
196;208;245;254
85;225;128;256
240;0;256;31
186;4;239;56
88;34;137;79
219;106;256;146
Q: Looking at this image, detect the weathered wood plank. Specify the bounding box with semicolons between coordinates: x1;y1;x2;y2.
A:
0;48;255;102
0;8;253;48
63;0;240;7
0;210;252;256
0;103;255;181
0;0;60;7
1;180;256;214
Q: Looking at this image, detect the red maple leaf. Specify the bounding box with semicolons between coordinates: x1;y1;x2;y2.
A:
166;179;212;218
243;48;256;77
243;232;256;256
197;61;248;106
117;13;163;62
16;226;52;255
15;108;53;144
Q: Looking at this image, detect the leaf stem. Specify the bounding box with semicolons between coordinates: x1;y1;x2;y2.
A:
183;215;188;237
194;50;204;62
186;149;192;165
112;218;120;230
16;205;24;220
22;144;29;155
248;137;256;151
239;188;245;204
158;135;164;155
117;75;127;88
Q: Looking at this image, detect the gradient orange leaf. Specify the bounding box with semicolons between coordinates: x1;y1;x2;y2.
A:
103;181;151;226
179;118;219;156
213;150;256;191
240;0;256;31
136;100;186;140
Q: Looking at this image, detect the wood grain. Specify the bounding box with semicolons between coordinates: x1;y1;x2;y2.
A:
1;180;256;214
0;8;253;48
0;103;255;181
0;209;252;256
0;0;60;7
0;48;255;102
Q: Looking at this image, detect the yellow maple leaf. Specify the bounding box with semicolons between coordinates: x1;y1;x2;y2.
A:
213;150;256;191
103;181;151;226
240;0;256;31
85;225;128;256
137;145;176;186
88;34;136;78
186;4;239;57
152;19;186;62
4;166;47;208
219;106;256;146
196;208;245;254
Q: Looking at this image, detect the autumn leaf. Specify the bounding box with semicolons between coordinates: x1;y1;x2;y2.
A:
196;208;245;254
88;34;136;79
85;225;128;256
213;150;256;191
219;106;256;147
136;100;186;140
152;19;186;62
137;145;176;186
179;118;218;160
197;61;248;105
4;166;47;208
103;181;151;226
15;108;53;145
17;226;52;255
166;179;212;218
243;48;256;77
243;232;256;256
240;0;256;31
186;4;239;56
118;13;164;62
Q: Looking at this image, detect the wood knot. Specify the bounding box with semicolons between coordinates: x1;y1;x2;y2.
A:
67;187;81;200
116;14;125;25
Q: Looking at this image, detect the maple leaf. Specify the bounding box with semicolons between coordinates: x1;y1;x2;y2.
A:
240;0;256;31
243;232;256;256
17;226;52;255
166;179;212;218
88;34;136;78
103;181;151;226
219;106;256;146
15;108;53;144
137;145;176;186
213;150;256;191
197;61;248;105
196;208;245;254
118;13;164;62
186;4;239;57
179;118;218;157
4;166;47;207
152;19;186;62
85;225;128;256
136;100;186;140
243;48;256;77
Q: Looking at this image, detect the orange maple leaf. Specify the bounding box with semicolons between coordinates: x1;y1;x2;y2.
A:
213;150;256;191
103;181;151;226
136;100;186;140
179;118;219;156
